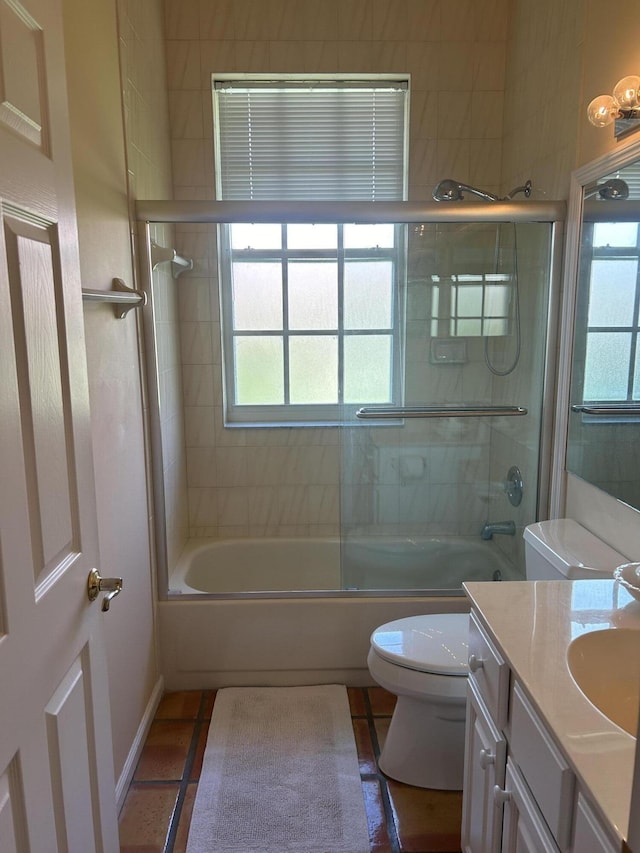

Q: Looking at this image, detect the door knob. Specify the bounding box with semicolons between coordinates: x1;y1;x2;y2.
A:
87;569;123;612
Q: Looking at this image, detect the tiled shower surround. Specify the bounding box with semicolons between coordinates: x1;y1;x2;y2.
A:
123;0;581;570
165;220;549;573
162;0;511;554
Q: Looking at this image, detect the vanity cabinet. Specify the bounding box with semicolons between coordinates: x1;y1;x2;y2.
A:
462;610;620;853
461;678;506;853
501;758;559;852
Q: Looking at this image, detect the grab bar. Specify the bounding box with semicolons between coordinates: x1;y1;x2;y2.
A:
572;404;640;416
82;278;147;319
355;405;528;419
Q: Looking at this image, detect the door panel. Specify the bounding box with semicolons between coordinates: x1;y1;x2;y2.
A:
5;213;76;584
0;0;119;849
45;657;97;853
0;761;28;853
0;0;49;151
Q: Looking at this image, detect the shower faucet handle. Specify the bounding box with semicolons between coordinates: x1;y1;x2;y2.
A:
505;466;524;507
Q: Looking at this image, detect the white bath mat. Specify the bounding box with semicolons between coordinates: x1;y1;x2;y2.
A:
186;685;370;853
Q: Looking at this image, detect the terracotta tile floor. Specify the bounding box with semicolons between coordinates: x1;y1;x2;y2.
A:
119;687;462;853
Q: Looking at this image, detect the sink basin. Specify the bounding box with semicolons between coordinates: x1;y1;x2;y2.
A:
567;628;640;736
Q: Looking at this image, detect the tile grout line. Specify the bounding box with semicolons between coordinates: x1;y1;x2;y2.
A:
362;688;401;853
164;691;213;853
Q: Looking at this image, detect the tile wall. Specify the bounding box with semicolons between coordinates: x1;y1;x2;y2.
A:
162;0;518;544
117;0;190;566
486;222;554;566
501;0;584;200
500;0;640;560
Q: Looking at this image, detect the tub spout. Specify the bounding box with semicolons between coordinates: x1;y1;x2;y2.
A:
481;520;516;540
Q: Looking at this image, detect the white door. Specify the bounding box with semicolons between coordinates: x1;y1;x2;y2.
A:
0;0;119;850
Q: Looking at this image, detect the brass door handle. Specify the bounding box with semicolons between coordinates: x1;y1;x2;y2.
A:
87;569;123;612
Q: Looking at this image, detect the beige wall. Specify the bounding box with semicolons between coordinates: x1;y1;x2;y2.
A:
578;0;640;170
130;0;640;565
57;0;640;786
162;0;520;542
483;0;587;563
501;0;585;199
117;0;189;570
163;0;510;202
62;0;162;804
501;0;640;555
568;0;640;557
502;0;640;189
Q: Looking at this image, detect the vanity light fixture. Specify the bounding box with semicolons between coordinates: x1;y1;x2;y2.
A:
587;75;640;138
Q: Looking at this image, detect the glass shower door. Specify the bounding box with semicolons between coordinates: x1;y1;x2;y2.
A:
339;220;554;592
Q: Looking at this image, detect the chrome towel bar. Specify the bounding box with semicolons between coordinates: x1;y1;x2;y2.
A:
572;404;640;416
355;405;528;419
82;278;146;319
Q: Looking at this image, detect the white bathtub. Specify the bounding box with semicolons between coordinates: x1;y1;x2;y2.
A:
170;536;520;594
159;536;520;689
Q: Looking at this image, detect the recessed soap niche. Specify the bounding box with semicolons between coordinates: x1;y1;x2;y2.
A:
430;338;468;364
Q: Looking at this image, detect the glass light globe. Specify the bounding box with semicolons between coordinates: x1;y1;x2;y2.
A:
587;94;618;127
613;75;640;111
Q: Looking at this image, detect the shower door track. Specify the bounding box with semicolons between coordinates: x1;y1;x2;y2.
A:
136;199;566;225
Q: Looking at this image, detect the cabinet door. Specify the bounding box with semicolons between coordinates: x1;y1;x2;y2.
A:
462;679;507;853
572;793;619;853
500;759;559;853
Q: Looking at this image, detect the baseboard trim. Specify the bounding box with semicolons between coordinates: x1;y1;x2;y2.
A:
115;675;165;813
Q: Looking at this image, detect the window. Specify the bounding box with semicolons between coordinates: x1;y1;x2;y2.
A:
579;219;640;405
213;76;409;426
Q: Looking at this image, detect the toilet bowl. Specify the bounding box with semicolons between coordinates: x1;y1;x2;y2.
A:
367;519;628;790
368;612;469;789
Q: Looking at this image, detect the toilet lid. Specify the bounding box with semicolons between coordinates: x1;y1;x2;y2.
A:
370;613;469;676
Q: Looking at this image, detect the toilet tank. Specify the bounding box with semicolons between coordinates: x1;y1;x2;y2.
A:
523;519;628;580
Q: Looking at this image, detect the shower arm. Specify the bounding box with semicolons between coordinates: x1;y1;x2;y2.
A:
456;183;500;202
432;179;532;203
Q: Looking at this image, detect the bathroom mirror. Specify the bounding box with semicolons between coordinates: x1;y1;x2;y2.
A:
566;149;640;509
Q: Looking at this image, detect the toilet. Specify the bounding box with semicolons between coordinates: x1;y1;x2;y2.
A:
367;519;628;790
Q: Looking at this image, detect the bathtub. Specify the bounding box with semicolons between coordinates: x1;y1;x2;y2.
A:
159;536;521;689
170;536;520;594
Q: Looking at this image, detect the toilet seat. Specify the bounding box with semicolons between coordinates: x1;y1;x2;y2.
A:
370;613;469;676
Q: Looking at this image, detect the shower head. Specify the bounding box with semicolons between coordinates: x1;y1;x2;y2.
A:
432;179;499;202
584;178;630;200
432;178;534;202
432;179;464;201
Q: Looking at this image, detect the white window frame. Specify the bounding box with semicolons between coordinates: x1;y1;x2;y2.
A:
212;75;409;427
218;224;406;426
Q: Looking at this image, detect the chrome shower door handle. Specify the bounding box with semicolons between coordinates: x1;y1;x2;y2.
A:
87;569;124;612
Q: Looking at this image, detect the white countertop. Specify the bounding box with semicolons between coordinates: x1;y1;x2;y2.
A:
464;578;640;843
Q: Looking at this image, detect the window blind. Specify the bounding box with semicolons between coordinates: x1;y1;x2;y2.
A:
214;80;408;201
